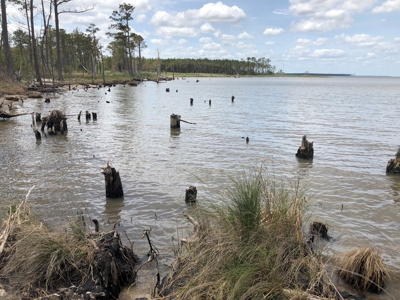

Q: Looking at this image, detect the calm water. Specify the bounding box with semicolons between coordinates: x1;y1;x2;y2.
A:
1;76;400;298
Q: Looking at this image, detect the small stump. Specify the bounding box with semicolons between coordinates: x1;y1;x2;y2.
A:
185;186;197;203
296;135;314;159
101;162;124;198
386;148;400;173
309;221;330;241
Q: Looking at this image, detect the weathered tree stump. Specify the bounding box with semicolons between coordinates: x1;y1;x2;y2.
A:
386;148;400;174
309;221;330;241
232;95;235;102
35;112;41;122
166;88;170;92
185;186;197;203
296;135;314;159
92;112;97;121
209;99;211;106
101;162;124;198
170;114;181;129
78;110;82;121
33;128;41;139
86;111;91;121
190;98;193;106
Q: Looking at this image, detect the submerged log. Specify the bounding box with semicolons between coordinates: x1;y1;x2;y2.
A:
0;110;30;119
185;186;197;203
386;148;400;174
170;114;181;129
101;161;124;198
296;135;314;159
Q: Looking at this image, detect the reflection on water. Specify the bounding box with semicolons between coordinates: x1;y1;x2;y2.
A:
104;197;125;224
386;174;400;202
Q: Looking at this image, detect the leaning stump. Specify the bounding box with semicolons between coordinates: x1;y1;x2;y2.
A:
296;135;314;159
102;162;124;198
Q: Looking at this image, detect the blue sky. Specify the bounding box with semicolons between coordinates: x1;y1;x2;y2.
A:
10;0;400;76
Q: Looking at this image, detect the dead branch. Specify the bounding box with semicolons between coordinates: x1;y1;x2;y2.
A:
180;213;200;245
180;119;196;125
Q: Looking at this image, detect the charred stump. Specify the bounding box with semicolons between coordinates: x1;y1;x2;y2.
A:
86;111;91;121
190;98;194;106
92;112;97;121
185;186;197;203
296;135;314;159
232;95;235;102
386;148;400;174
309;221;330;241
101;162;124;198
170;114;181;129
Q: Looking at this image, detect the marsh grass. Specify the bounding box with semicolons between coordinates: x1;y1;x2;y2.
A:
336;247;386;293
162;169;334;299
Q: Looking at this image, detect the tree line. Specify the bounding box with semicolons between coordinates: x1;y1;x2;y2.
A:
1;0;275;85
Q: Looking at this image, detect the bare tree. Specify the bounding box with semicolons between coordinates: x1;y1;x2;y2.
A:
54;0;94;81
1;0;15;79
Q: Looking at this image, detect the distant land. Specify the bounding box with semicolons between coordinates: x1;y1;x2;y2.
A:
285;73;352;76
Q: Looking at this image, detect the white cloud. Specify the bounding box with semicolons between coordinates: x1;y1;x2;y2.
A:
309;49;345;58
200;23;215;33
395;37;400;42
335;34;384;47
155;26;198;37
131;0;152;13
176;39;187;45
199;37;213;43
366;52;376;58
265;41;275;45
263;28;284;35
136;14;147;23
151;39;166;45
297;38;329;46
372;0;400;13
289;0;375;32
238;31;253;39
202;42;223;51
273;9;289;15
150;2;245;28
236;42;256;49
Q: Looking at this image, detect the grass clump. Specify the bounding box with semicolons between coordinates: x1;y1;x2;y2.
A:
336;247;386;293
161;169;333;299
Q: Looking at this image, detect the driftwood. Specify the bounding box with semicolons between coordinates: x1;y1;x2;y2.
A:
296;135;314;159
0;110;30;119
386;148;400;173
101;161;124;198
180;213;200;245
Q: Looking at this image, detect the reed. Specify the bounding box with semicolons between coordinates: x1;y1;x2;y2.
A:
162;169;332;299
336;247;386;293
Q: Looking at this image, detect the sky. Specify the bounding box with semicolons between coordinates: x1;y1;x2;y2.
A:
9;0;400;76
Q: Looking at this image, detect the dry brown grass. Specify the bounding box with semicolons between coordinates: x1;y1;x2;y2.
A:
0;77;26;97
336;247;386;293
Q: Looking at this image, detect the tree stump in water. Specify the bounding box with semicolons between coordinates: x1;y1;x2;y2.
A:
170;114;181;129
232;95;235;102
35;112;41;122
86;111;91;121
386;148;400;173
190;98;193;106
185;186;197;203
296;135;314;159
102;162;124;198
92;112;97;121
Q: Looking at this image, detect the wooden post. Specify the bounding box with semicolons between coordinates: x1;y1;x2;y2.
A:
86;111;91;121
185;186;197;203
78;111;82;121
246;137;249;144
295;135;314;159
209;99;211;106
92;112;97;121
232;95;235;102
170;114;181;129
190;98;193;106
101;162;124;198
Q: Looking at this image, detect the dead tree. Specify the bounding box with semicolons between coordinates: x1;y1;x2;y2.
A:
170;114;181;129
101;161;124;198
296;135;314;159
